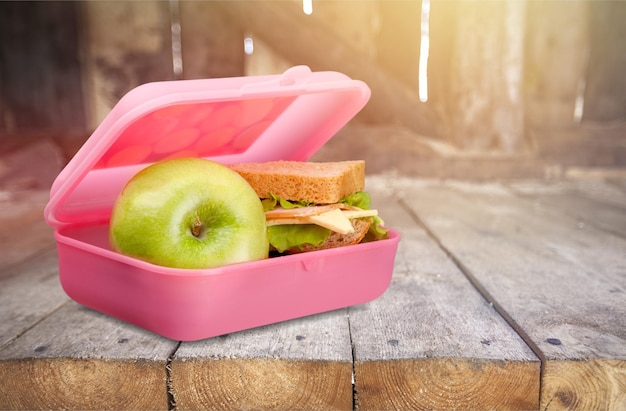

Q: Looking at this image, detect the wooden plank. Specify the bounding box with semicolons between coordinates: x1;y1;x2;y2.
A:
0;2;86;137
523;1;590;126
0;190;56;270
0;248;68;348
583;2;626;122
212;1;440;137
507;180;626;239
534;124;626;170
374;1;421;90
244;1;378;81
350;179;540;410
397;179;626;410
2;171;622;411
0;136;178;409
170;309;353;410
428;0;525;151
0;139;63;268
178;1;244;79
314;2;377;60
80;0;174;128
0;301;178;410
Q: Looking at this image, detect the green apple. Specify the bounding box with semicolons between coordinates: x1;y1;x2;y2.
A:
109;157;268;269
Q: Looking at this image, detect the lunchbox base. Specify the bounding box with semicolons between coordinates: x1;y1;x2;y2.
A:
54;224;400;341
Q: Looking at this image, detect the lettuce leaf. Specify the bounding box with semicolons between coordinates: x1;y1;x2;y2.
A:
268;224;330;253
261;193;312;212
363;215;388;242
264;191;388;252
341;192;388;241
341;191;371;209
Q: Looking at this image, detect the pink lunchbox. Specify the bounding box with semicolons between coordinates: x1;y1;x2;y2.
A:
44;66;400;341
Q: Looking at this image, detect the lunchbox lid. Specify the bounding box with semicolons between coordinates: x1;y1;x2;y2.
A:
45;66;370;228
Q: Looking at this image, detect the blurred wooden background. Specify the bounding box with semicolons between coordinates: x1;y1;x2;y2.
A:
0;0;624;178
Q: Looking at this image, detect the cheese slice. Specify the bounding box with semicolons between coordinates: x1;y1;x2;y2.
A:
265;207;379;234
306;208;354;234
264;204;343;219
341;209;378;219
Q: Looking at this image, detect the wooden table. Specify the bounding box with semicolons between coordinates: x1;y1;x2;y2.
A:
1;175;625;410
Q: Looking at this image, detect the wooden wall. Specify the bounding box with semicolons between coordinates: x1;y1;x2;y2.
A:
1;0;624;156
0;2;85;138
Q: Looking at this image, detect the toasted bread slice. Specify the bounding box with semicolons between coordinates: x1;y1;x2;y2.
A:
282;219;371;254
229;160;365;204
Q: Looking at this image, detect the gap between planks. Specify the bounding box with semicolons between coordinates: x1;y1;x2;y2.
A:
398;194;547;361
393;186;550;410
388;177;626;411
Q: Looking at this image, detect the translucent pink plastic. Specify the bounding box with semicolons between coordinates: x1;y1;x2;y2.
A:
44;66;400;341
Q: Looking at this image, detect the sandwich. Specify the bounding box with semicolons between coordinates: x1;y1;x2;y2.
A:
229;160;388;254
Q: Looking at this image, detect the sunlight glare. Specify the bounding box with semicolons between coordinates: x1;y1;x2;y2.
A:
303;0;313;15
244;37;254;55
418;0;430;102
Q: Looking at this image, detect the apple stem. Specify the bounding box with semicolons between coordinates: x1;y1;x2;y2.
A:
192;214;202;237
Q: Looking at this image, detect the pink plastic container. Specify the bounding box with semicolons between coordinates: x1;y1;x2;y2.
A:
44;66;400;341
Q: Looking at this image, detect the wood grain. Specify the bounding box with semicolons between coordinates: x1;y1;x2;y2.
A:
212;1;440;137
0;168;176;409
80;1;174;128
0;194;55;270
2;174;624;410
523;1;590;127
171;309;353;410
583;2;626;122
178;1;244;79
357;358;538;411
0;2;85;136
0;358;167;410
428;0;525;151
507;179;626;238
352;181;540;410
0;139;62;268
0;301;177;410
0;248;68;348
395;178;626;410
172;358;350;410
542;359;626;411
